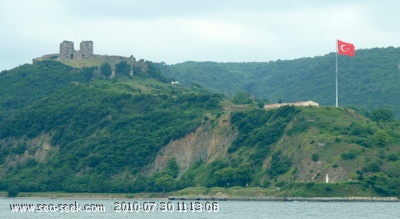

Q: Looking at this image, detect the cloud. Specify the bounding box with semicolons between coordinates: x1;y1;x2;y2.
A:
0;0;399;70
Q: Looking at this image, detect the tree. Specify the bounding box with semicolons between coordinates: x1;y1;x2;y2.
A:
372;130;390;147
164;158;179;178
155;175;176;193
267;151;292;178
214;167;236;187
115;61;131;76
370;108;394;122
82;67;95;81
363;172;390;195
7;184;20;197
213;166;252;187
100;63;112;77
311;154;319;162
232;91;252;104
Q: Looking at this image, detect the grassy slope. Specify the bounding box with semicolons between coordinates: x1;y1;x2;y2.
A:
0;60;399;197
179;105;400;197
273;106;400;181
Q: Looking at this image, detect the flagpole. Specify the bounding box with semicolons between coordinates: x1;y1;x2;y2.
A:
336;39;355;108
335;40;338;107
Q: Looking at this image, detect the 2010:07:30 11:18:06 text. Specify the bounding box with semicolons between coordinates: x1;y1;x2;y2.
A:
113;201;220;213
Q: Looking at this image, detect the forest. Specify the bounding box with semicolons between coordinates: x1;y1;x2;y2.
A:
158;46;400;116
0;60;221;193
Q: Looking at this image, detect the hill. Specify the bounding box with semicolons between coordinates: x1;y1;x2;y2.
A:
158;47;400;116
0;59;399;197
0;60;223;193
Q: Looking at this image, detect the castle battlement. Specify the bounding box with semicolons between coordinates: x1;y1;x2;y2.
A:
59;40;93;61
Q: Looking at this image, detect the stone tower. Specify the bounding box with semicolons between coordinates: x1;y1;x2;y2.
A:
59;41;75;60
79;41;93;59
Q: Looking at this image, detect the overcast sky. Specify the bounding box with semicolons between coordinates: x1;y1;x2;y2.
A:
0;0;399;70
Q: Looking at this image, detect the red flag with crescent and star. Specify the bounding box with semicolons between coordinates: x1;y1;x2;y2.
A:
337;40;355;56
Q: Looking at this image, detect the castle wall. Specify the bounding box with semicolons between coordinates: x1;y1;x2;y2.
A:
59;40;93;60
59;41;75;60
78;41;93;59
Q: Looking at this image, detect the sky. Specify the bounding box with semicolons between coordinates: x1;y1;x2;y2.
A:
0;0;399;70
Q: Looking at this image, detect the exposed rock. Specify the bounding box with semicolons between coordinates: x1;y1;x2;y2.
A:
150;114;237;176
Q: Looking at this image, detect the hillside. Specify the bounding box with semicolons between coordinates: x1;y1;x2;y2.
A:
158;47;400;116
0;60;222;192
0;60;399;197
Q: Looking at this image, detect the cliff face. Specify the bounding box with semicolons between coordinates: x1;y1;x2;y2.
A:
150;114;237;176
0;134;55;178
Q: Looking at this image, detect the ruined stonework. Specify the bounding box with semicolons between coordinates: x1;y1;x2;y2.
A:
33;41;144;77
78;41;93;59
59;41;75;60
59;40;93;61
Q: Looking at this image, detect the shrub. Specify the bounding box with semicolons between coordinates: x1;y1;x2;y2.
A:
155;175;176;192
341;152;356;160
115;61;131;76
370;108;394;122
164;158;179;178
231;91;252;104
261;180;271;188
276;181;287;187
306;182;315;188
362;162;381;173
325;186;332;192
387;154;399;162
372;130;389;147
7;185;19;197
311;154;319;162
267;151;292;178
100;63;112;77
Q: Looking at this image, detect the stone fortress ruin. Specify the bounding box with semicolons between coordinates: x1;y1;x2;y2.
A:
33;40;146;78
59;40;94;60
33;40;95;62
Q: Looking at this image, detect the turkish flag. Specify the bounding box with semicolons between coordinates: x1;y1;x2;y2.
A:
337;40;355;56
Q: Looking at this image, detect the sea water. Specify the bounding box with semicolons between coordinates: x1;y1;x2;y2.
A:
1;197;399;219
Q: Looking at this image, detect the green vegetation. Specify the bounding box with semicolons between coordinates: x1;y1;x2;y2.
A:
0;60;223;193
267;151;292;178
229;106;299;171
280;182;379;197
0;61;86;120
231;91;253;104
0;55;399;198
100;63;112;77
158;47;400;117
311;154;320;162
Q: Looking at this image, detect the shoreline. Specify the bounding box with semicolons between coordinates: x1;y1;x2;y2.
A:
1;192;398;202
0;192;169;200
169;196;400;202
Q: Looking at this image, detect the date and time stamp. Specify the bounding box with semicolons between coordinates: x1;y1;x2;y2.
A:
9;200;220;214
114;201;220;213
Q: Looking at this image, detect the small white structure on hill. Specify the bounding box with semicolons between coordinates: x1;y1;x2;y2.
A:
264;100;319;109
171;81;180;85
